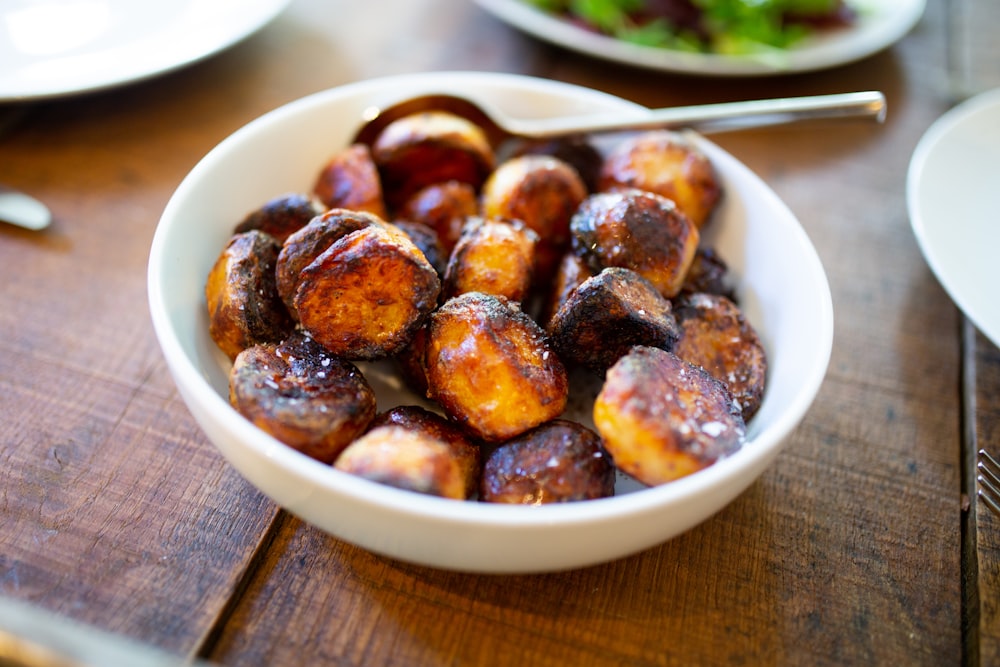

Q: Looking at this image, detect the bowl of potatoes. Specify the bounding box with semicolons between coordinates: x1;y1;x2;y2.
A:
148;71;833;573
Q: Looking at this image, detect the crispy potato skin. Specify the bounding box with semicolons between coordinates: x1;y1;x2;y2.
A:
229;333;376;463
673;292;767;421
372;111;496;209
513;134;603;193
547;267;680;372
481;155;587;283
443;217;538;304
679;246;736;301
295;224;441;360
541;252;594;329
570;189;699;299
234;193;325;244
599;130;722;229
593;346;745;486
480;419;615;504
392;220;448;277
275;209;381;319
206;230;294;360
397;180;479;254
365;405;482;498
312;143;388;219
426;292;568;442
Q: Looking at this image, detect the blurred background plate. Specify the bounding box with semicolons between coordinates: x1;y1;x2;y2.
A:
0;0;291;101
474;0;925;76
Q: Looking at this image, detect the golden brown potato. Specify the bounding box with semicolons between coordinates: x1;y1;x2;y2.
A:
512;134;603;193
392;220;448;277
599;130;722;229
295;223;441;360
593;346;745;486
443;217;539;304
570;189;699;299
397;180;479;254
547;267;680;372
481;155;587;284
426;292;568;442
679;246;736;302
229;332;376;463
359;405;482;498
206;230;294;360
234;193;325;244
371;111;496;209
673;292;767;421
312;143;388;219
275;208;381;319
480;419;615;504
540;251;594;329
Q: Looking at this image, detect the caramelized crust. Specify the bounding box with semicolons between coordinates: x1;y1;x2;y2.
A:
570;189;699;299
425;292;568;442
513;134;603;193
312;143;388;219
206;230;293;360
673;292;767;421
229;332;376;463
295;223;441;360
679;246;736;301
392;220;448;277
599;130;722;229
547;267;680;372
234;193;324;244
397;180;479;254
443;217;539;304
593;346;745;486
480;419;615;504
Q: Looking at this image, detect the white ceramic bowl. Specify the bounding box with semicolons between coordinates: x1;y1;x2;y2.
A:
148;72;833;573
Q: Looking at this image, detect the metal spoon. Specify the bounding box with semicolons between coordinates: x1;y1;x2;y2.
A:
0;187;51;231
353;90;886;148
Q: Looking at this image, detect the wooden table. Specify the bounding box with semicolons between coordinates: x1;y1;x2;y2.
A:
1;0;996;664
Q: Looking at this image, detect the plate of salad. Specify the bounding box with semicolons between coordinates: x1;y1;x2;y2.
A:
474;0;925;76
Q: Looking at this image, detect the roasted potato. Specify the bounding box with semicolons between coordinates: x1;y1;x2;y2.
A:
442;216;539;304
679;246;737;302
673;292;767;421
480;419;615;504
393;323;431;398
295;223;441;360
425;292;568;442
275;208;381;319
547;267;680;372
392;220;448;277
397;180;479;254
229;332;376;463
540;251;594;329
593;346;745;486
312;143;388;219
371;111;496;209
599;130;722;229
481;154;587;283
570;189;699;299
512;134;603;193
234;192;325;244
206;230;294;360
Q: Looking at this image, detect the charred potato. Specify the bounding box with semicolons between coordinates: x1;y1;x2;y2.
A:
593;346;745;486
392;220;448;277
426;292;568;442
275;208;381;319
295;223;441;360
513;134;603;193
206;230;294;360
481;155;587;283
397;180;479;254
673;293;767;421
394;323;431;398
480;419;615;504
372;111;495;209
570;189;699;299
541;251;594;329
229;332;376;463
234;193;324;244
443;217;539;304
312;143;388;219
599;130;722;229
547;267;680;372
679;246;736;301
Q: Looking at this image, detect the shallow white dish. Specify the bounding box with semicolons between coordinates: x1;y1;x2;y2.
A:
907;88;1000;348
148;71;833;573
0;0;291;101
474;0;924;76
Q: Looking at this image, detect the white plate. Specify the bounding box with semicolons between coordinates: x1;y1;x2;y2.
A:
474;0;925;76
907;88;1000;348
148;72;833;573
0;0;291;101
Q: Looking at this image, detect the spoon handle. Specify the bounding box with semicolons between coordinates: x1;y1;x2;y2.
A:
506;91;887;137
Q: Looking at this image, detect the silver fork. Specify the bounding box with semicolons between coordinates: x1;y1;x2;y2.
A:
977;449;1000;516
